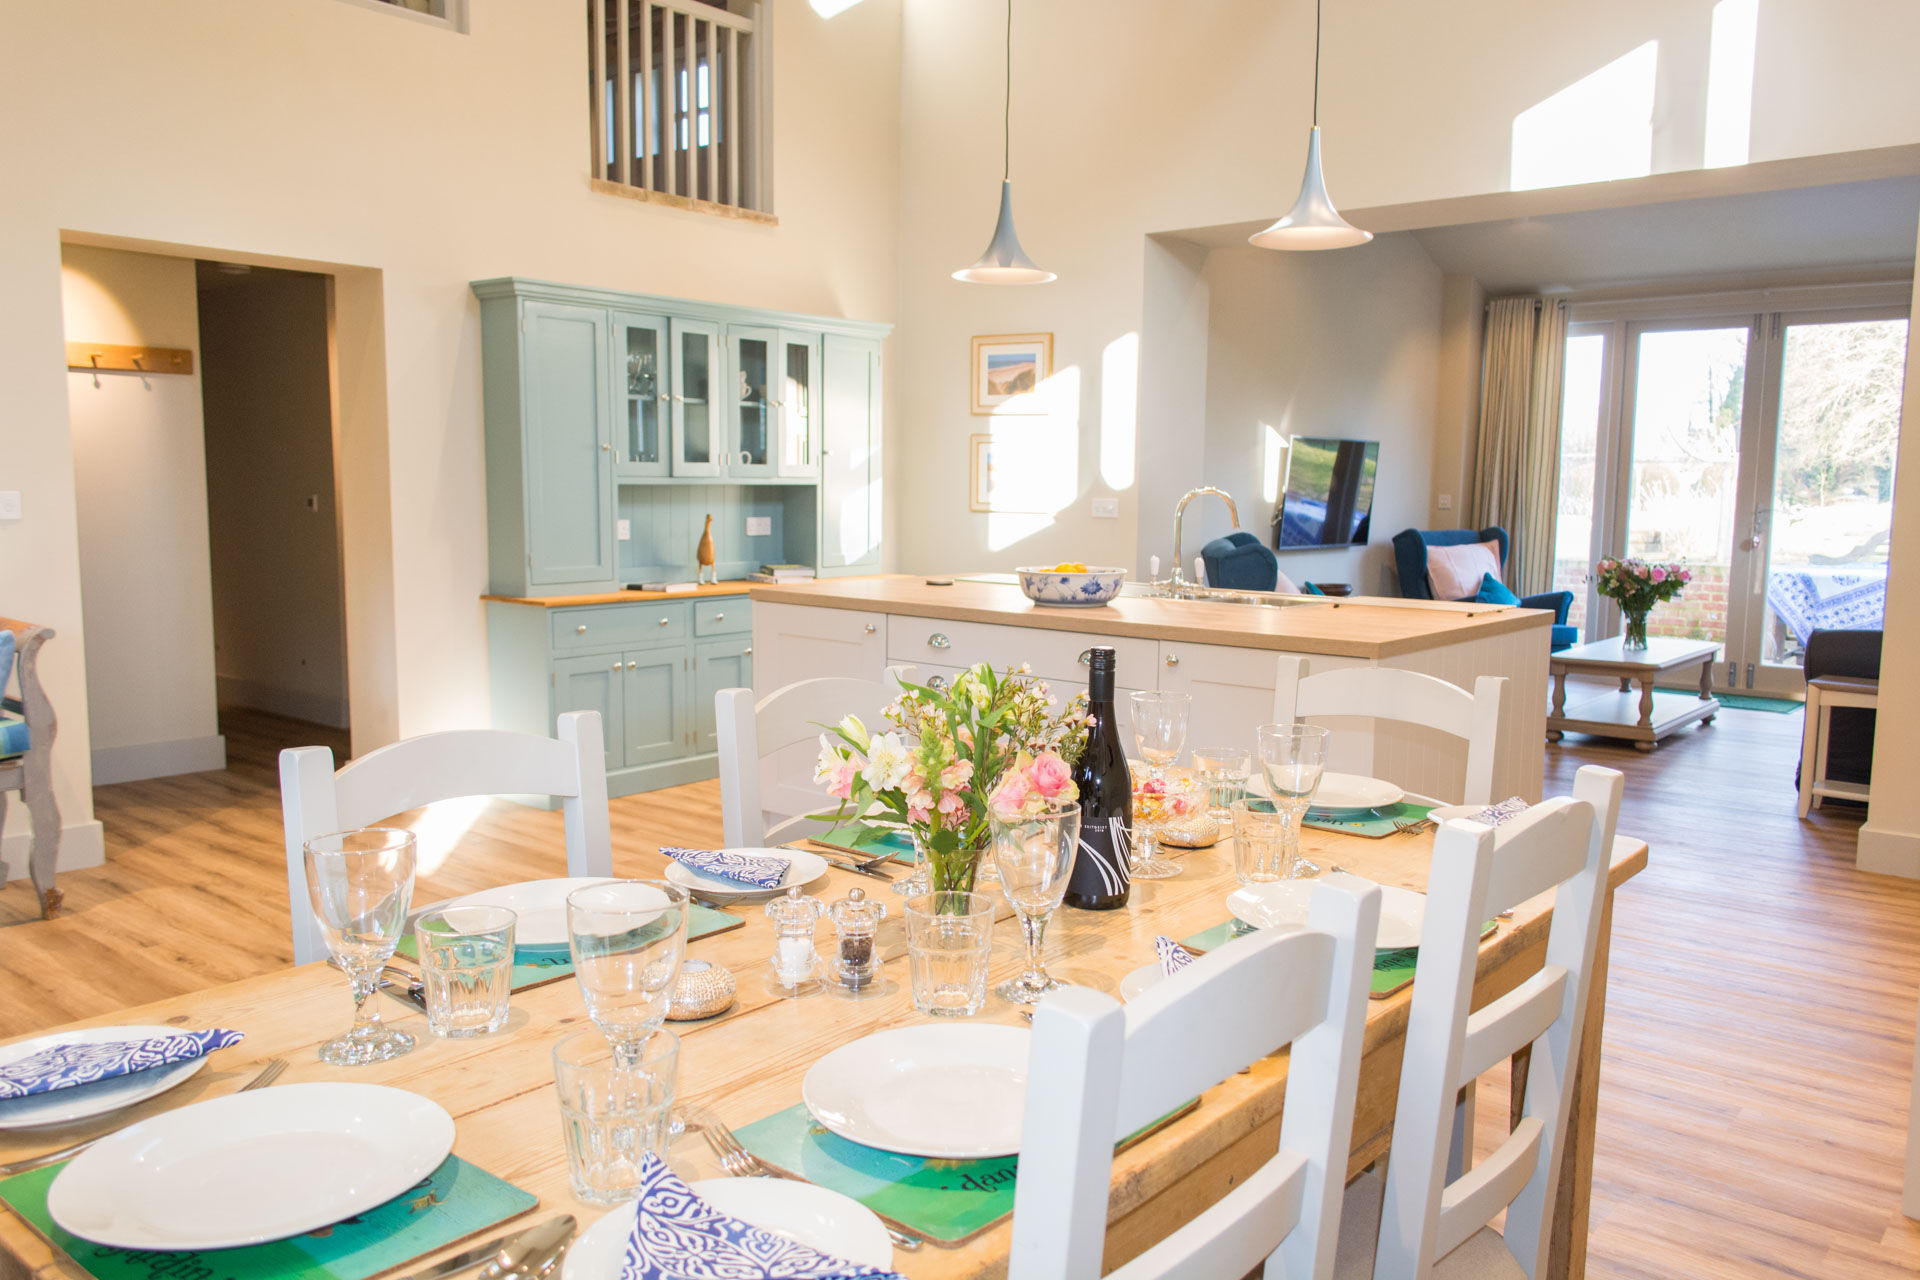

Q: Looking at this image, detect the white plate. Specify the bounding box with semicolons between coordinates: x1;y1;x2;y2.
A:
0;1026;208;1131
1427;804;1480;823
563;1177;893;1278
1308;773;1405;813
47;1082;454;1250
664;849;829;901
445;877;618;949
803;1024;1029;1159
1119;962;1164;1003
1226;881;1427;948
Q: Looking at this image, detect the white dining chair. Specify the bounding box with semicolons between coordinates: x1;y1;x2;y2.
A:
1272;658;1506;806
278;711;613;965
714;665;915;848
1334;764;1623;1280
1009;874;1383;1280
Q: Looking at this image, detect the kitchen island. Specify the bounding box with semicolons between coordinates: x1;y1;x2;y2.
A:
749;574;1552;809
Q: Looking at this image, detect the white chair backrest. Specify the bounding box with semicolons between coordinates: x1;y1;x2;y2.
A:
714;665;915;848
1010;875;1382;1280
1370;764;1623;1280
1272;657;1506;806
279;711;612;965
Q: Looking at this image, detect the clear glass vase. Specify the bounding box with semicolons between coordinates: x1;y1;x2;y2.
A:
1622;609;1650;650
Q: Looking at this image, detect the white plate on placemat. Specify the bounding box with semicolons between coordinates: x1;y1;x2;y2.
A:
0;1026;209;1131
1308;773;1405;813
445;877;618;951
664;849;829;902
47;1082;454;1249
563;1178;893;1278
1228;881;1427;948
1120;963;1164;1003
803;1024;1029;1159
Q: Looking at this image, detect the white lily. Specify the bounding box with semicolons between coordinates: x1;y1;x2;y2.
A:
862;731;913;791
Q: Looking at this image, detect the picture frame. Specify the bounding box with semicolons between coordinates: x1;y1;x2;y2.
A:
970;434;1045;513
970;332;1053;415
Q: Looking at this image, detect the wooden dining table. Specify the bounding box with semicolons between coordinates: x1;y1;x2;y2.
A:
0;821;1645;1280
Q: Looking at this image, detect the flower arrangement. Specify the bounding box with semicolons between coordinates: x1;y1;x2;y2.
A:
815;664;1088;895
1593;557;1691;648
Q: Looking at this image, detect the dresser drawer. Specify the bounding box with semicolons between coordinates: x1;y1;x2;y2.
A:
552;603;689;652
693;597;752;637
886;616;1158;689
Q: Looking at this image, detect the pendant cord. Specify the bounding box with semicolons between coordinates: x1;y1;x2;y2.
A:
1311;0;1321;128
1003;0;1013;182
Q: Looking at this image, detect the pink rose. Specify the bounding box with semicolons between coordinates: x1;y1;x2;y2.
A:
937;791;967;818
1651;567;1666;583
1028;753;1072;798
1680;569;1692;583
827;762;858;800
991;770;1031;814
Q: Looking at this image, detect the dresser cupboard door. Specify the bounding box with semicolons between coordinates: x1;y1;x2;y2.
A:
522;302;615;587
553;654;625;774
751;603;886;689
820;335;881;568
622;648;690;765
695;638;754;752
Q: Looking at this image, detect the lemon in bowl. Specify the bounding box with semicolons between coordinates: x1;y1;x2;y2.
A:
1014;565;1127;607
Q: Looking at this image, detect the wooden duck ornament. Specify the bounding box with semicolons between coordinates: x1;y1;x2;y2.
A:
696;513;717;584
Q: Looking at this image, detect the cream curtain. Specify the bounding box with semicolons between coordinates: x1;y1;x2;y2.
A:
1470;296;1568;596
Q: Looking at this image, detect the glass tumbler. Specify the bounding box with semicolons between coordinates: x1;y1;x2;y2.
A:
905;892;995;1017
416;905;516;1038
552;1028;678;1205
1231;798;1293;885
1192;746;1253;819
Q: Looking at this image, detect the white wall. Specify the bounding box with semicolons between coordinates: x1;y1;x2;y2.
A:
60;245;225;799
1189;236;1444;594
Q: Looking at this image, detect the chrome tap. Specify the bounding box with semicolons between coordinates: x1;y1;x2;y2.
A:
1170;487;1240;595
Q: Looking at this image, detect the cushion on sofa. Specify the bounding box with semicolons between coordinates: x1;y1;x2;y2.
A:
1473;573;1521;606
1427;540;1504;601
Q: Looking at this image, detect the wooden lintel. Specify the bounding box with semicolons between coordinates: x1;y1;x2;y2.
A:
65;342;194;376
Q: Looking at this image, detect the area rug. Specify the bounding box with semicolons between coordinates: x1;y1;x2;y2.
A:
1711;693;1802;714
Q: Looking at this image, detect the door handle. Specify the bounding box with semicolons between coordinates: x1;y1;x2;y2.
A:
864;623;878;634
627;660;637;669
1164;654;1180;667
744;646;753;656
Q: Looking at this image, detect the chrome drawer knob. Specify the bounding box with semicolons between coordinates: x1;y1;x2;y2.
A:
864;623;877;635
1078;649;1092;666
714;613;724;621
929;633;951;650
659;618;671;626
577;625;588;634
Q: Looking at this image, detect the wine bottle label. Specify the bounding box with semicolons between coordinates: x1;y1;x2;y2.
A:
1068;817;1131;901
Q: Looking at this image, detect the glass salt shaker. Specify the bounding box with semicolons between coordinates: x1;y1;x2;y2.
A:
827;887;887;991
763;886;824;997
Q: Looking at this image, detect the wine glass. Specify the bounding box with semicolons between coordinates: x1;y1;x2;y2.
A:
1128;691;1192;879
1256;724;1330;877
989;799;1080;1004
304;828;418;1067
566;881;689;1067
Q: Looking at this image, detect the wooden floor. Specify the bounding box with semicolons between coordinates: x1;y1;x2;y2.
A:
4;704;1918;1276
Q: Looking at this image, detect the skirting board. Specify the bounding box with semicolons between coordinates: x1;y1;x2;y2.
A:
91;735;227;785
2;819;105;881
1857;823;1920;879
217;675;350;730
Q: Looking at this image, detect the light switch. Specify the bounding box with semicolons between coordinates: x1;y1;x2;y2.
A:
1091;498;1119;519
1437;494;1453;511
745;516;772;536
0;492;19;520
616;519;631;540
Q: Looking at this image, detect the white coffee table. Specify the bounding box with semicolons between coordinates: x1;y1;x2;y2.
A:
1547;636;1721;751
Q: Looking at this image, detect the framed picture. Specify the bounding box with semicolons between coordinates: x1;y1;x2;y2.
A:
970;333;1053;415
970;434;1046;513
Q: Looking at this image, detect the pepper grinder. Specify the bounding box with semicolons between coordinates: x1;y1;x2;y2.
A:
827;887;887;991
763;885;824;998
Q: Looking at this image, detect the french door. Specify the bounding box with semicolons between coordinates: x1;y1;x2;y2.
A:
1557;297;1906;695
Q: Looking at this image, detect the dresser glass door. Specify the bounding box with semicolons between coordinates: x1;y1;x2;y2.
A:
728;327;775;477
615;313;669;478
776;332;820;478
671;319;721;477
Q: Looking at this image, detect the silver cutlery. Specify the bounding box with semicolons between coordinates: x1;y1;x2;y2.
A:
684;1105;925;1252
399;1214;577;1280
1390;817;1437;836
0;1056;287;1177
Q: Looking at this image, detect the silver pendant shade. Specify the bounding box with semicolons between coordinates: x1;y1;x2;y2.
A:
1248;0;1372;252
954;0;1055;285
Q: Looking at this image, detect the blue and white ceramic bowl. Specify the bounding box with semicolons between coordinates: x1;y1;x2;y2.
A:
1015;566;1127;607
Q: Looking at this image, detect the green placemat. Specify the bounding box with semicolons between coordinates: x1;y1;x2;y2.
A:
1302;801;1437;839
809;823;916;865
0;1154;536;1280
1180;917;1496;1000
395;901;743;993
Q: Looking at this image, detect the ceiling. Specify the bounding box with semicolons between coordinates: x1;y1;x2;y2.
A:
1408;176;1920;294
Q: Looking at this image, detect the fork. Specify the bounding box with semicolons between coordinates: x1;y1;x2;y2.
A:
1390;817;1436;836
685;1105;924;1252
0;1056;288;1176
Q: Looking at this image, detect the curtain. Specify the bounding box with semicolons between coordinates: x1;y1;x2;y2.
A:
1470;296;1568;596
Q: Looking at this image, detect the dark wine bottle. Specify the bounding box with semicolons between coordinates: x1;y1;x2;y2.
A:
1064;647;1133;910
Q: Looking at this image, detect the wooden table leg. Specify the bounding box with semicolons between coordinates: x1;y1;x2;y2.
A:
1549;666;1569;742
1698;658;1713;699
1548;880;1620;1280
1797;684;1820;817
1633;678;1657;750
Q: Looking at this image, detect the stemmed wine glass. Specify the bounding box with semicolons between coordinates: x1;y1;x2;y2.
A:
1256;723;1330;877
566;880;690;1066
1128;690;1192;880
989;799;1080;1004
305;828;418;1067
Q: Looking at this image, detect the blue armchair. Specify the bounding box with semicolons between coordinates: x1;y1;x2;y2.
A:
1200;531;1280;592
1391;526;1578;651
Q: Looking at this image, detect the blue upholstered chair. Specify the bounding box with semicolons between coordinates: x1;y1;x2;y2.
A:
1200;531;1280;592
1391;526;1578;651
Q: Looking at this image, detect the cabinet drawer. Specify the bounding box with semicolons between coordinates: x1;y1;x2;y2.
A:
887;616;1157;688
552;603;689;652
693;597;752;637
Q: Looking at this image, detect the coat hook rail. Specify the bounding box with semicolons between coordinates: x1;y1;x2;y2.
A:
64;342;193;376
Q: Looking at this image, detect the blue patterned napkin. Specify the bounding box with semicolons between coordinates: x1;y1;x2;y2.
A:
1153;935;1195;978
663;847;791;889
621;1154;904;1279
1470;797;1530;826
0;1029;244;1100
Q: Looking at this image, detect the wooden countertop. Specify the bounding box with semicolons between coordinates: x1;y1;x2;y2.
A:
483;582;755;607
748;575;1550;660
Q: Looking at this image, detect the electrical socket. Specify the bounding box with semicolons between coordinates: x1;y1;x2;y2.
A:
1091;498;1119;519
616;519;631;540
0;492;19;520
1437;494;1453;511
745;516;772;536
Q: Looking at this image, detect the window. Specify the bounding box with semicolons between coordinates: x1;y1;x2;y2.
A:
589;0;763;215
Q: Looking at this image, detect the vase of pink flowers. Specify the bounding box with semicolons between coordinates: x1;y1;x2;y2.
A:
1593;557;1691;649
815;664;1087;902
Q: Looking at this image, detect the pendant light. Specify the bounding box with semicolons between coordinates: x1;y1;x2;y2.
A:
1249;0;1372;251
953;0;1055;284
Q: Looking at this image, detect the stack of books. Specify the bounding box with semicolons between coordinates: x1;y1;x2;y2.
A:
748;563;817;584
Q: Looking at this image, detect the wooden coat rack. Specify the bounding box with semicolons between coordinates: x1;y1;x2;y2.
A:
65;342;194;382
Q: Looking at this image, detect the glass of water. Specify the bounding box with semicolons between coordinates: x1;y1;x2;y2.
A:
415;906;516;1038
905;892;995;1017
1192;745;1253;818
553;1028;678;1205
1255;723;1330;877
1230;798;1291;884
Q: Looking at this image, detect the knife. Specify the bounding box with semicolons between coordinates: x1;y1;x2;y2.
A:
396;1214;575;1280
377;970;427;1011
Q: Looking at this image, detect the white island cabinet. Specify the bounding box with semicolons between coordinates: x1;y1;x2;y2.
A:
749;578;1552;809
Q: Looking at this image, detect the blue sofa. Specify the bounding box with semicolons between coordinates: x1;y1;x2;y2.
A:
1391;526;1578;651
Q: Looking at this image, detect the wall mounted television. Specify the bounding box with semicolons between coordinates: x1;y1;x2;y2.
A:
1272;437;1380;549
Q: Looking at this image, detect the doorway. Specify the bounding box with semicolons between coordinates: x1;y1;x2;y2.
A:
1555;292;1907;694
